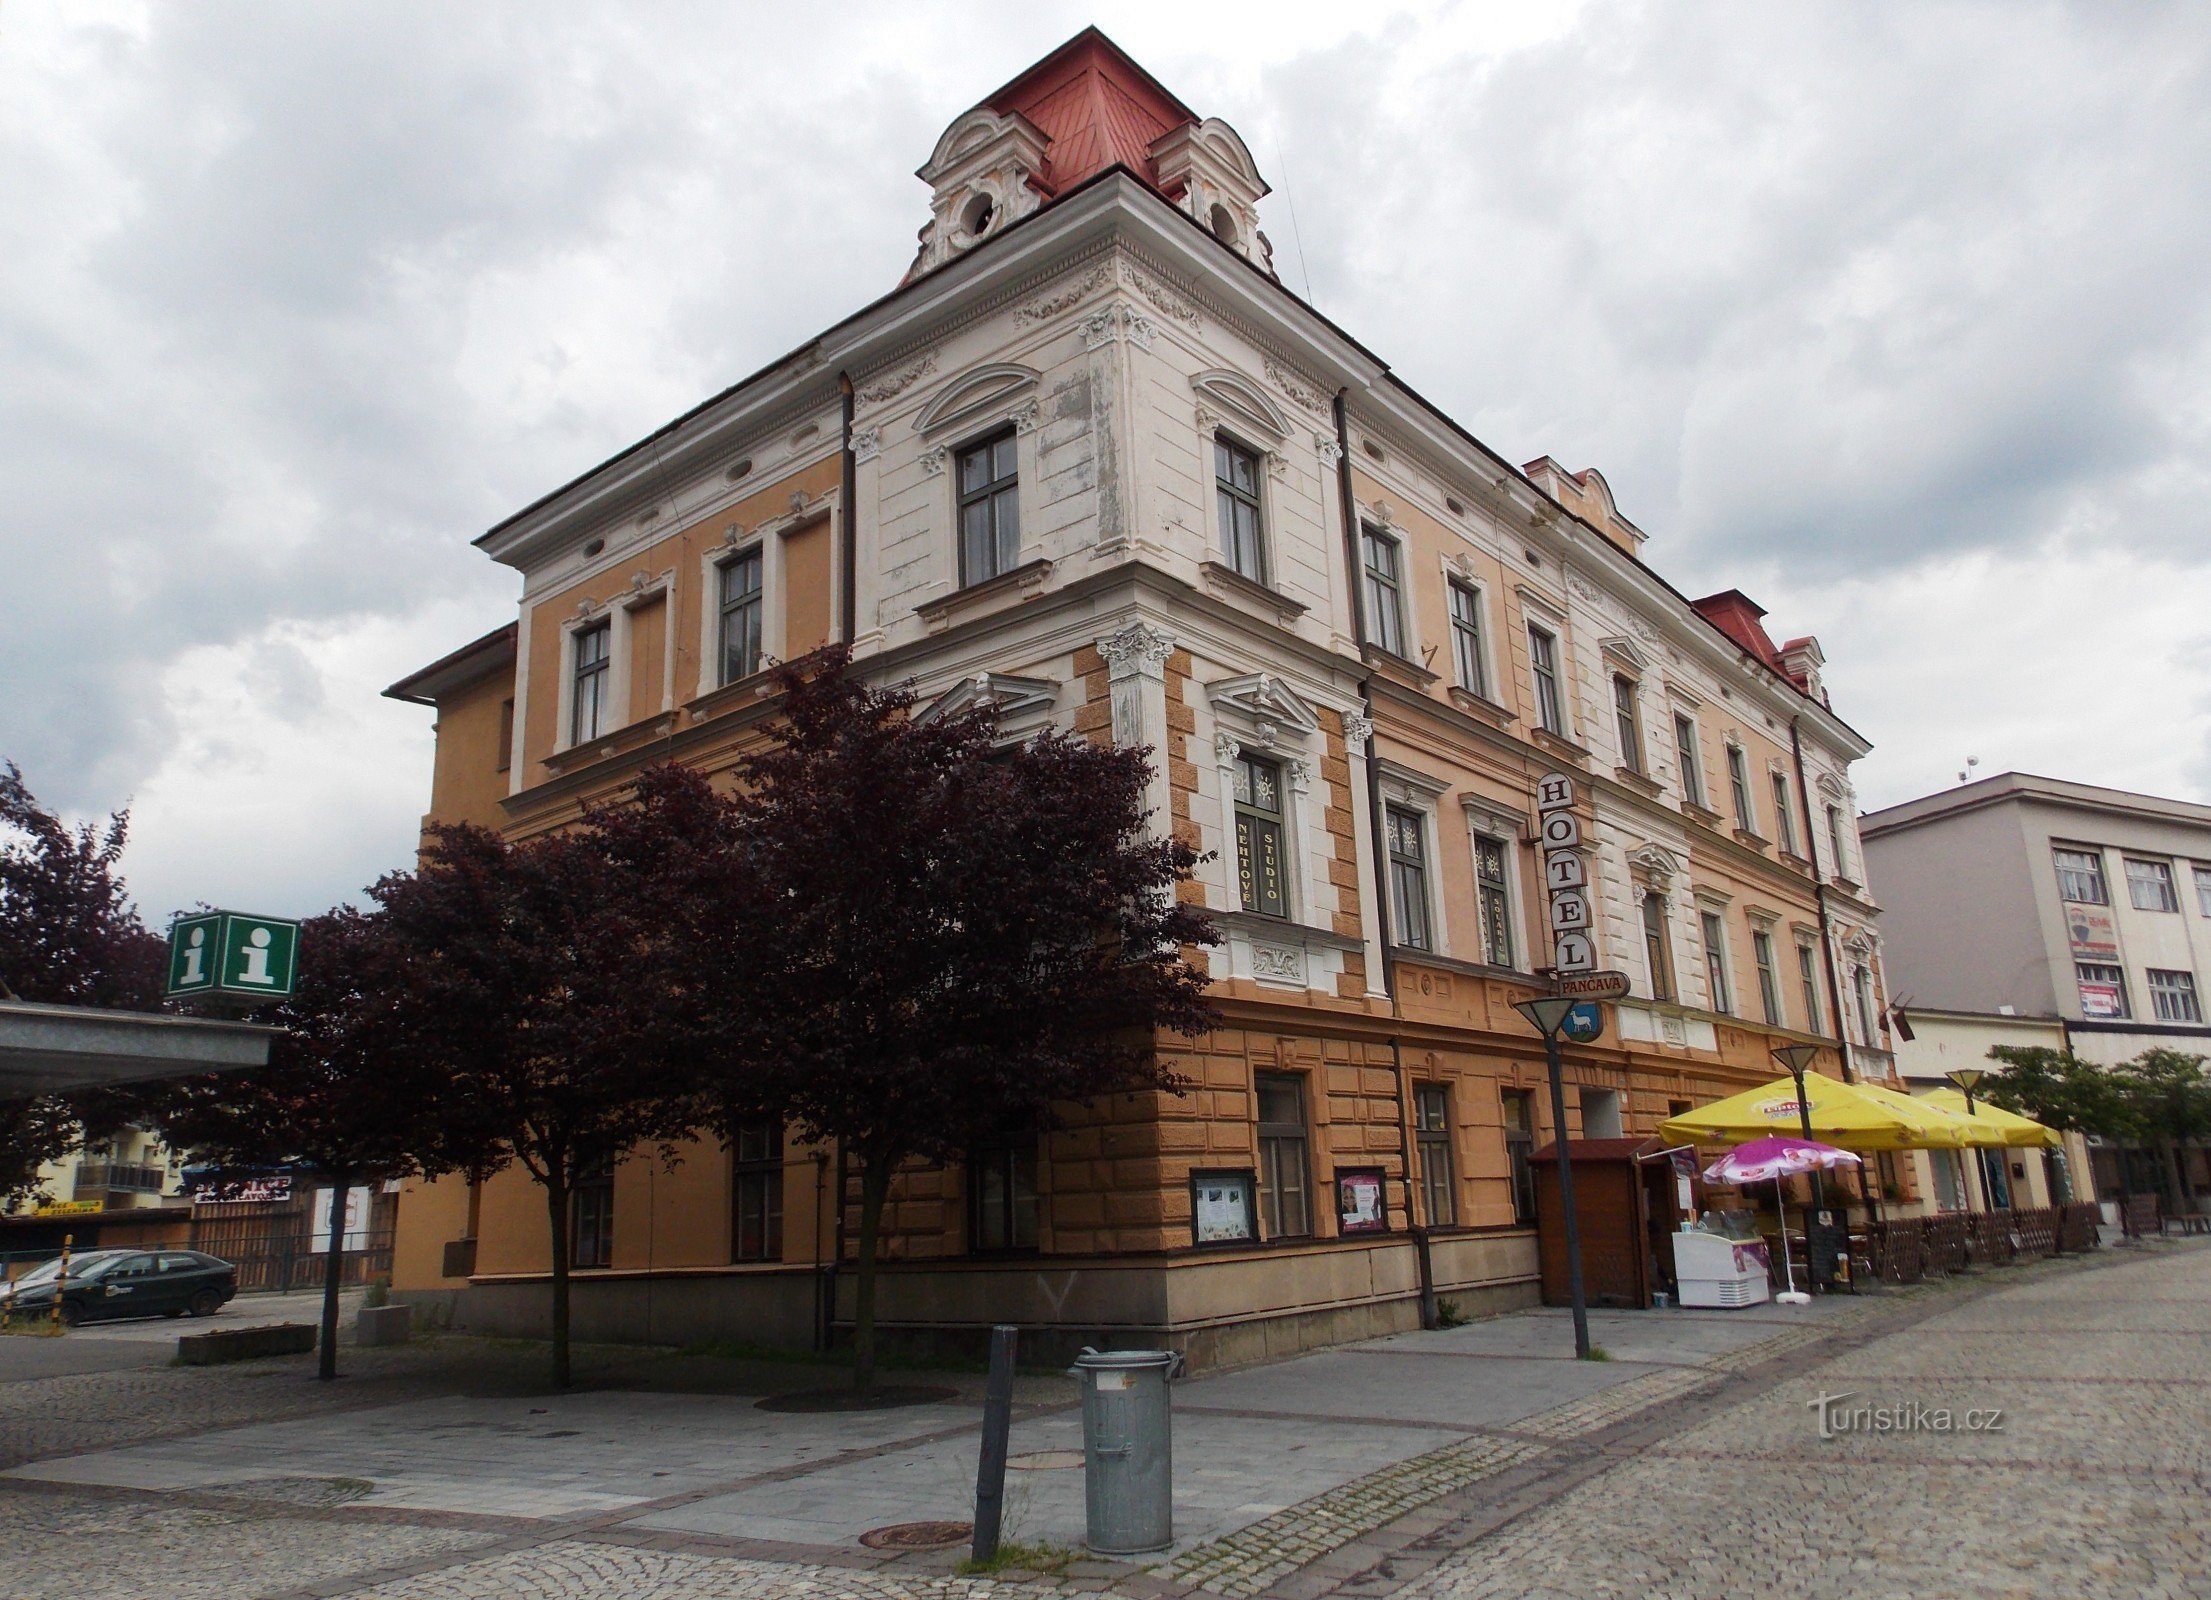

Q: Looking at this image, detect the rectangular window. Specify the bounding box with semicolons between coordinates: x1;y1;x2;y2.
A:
1447;580;1487;697
1255;1072;1311;1239
717;547;764;685
1701;911;1733;1015
2126;858;2180;913
1771;773;1798;855
2055;847;2109;905
1232;753;1289;919
1797;942;1823;1032
969;1142;1039;1252
496;698;513;774
1474;834;1514;968
1825;804;1850;881
1386;806;1432;951
1675;715;1704;807
1641;892;1674;1002
1214;437;1266;582
1528;625;1564;734
570;621;611;746
2148;969;2203;1024
1728;745;1755;832
731;1123;783;1263
1613;676;1644;774
1500;1088;1537;1225
2195;866;2211;917
956;430;1021;585
1753;930;1783;1025
2077;961;2131;1019
1414;1085;1456;1228
1852;964;1877;1042
1362;525;1406;656
570;1166;614;1270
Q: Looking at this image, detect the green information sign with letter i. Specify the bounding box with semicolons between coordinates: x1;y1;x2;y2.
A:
166;911;301;1005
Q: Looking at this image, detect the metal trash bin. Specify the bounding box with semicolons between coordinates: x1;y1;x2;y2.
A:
1067;1346;1182;1554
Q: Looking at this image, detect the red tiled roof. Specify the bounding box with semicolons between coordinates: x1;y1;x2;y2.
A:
1691;589;1789;677
984;27;1197;199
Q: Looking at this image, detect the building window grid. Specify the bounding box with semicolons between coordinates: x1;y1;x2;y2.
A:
1413;1085;1456;1228
1387;806;1432;951
1640;891;1675;1002
1771;773;1798;855
1528;625;1564;734
570;1166;614;1270
1752;930;1784;1025
1826;804;1851;881
2077;961;2131;1019
1797;942;1823;1033
717;547;764;686
731;1123;783;1262
1473;834;1514;968
1852;964;1877;1042
571;621;611;746
1500;1088;1537;1225
2126;858;2180;913
969;1142;1039;1252
1362;526;1407;657
1701;911;1733;1015
1447;580;1487;698
1727;745;1755;833
1232;753;1289;919
1214;438;1266;582
956;430;1021;586
1675;716;1704;808
1613;676;1644;774
2195;865;2211;918
1255;1072;1311;1239
2148;969;2203;1024
2054;847;2109;905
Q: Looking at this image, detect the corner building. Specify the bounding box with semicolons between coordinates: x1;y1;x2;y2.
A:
387;32;1894;1365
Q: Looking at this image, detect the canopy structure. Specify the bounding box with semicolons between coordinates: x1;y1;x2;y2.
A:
0;999;273;1098
1916;1086;2061;1149
1657;1070;1975;1153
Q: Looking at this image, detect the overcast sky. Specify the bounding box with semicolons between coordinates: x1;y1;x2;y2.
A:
5;0;2209;924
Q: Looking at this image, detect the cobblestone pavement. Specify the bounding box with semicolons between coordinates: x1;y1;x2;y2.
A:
1;1240;2202;1600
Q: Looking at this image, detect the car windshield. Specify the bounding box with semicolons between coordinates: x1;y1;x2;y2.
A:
7;1253;122;1286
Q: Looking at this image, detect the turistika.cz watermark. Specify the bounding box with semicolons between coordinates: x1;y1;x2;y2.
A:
1807;1390;2005;1440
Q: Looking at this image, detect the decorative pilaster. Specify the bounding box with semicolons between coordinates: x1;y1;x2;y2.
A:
1096;621;1176;748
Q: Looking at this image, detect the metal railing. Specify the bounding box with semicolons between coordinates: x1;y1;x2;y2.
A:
74;1163;169;1194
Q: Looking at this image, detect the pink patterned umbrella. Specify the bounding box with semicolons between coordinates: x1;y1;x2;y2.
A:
1701;1136;1861;1305
1704;1135;1863;1185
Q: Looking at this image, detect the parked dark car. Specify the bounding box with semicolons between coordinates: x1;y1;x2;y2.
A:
0;1248;237;1326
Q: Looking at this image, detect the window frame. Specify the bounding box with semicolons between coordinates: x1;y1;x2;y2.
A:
731;1122;783;1263
1447;578;1488;698
2054;847;2110;906
1674;714;1704;808
1413;1084;1456;1228
1255;1071;1312;1240
1796;940;1824;1032
570;1165;615;1270
1640;890;1675;1002
1500;1087;1537;1226
1213;434;1267;584
2147;968;2203;1024
1825;803;1851;881
1752;928;1784;1025
1727;743;1756;833
1232;751;1290;920
1700;910;1733;1016
715;544;766;688
1612;675;1645;774
1771;772;1799;855
968;1139;1040;1254
1527;624;1565;734
2126;857;2180;914
570;619;613;747
1852;963;1877;1041
1472;831;1516;969
2194;865;2211;918
2076;961;2131;1019
1361;523;1407;657
954;427;1022;588
1386;804;1434;952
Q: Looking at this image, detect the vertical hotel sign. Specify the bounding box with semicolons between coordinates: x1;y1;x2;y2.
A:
1536;773;1596;974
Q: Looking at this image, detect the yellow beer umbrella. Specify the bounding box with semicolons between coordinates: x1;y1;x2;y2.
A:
1658;1070;1975;1152
1916;1086;2060;1148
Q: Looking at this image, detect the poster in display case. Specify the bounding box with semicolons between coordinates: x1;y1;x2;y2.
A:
1191;1170;1256;1245
1336;1168;1389;1234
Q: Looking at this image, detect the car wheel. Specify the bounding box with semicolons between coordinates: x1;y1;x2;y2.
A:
57;1302;83;1329
189;1289;222;1317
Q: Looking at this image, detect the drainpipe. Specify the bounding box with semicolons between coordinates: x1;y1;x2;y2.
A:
837;373;858;648
1334;389;1434;1328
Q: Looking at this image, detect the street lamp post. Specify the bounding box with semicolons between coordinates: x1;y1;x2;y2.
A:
1771;1043;1827;1289
1513;995;1591;1361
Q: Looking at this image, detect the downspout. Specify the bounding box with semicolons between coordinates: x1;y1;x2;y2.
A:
837;373;858;648
1335;389;1435;1328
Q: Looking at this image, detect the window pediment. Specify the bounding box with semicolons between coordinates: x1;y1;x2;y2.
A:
1191;369;1291;443
1206;672;1321;739
1600;635;1651;674
915;363;1042;437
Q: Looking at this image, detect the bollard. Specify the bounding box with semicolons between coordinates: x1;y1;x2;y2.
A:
1067;1347;1182;1554
970;1325;1018;1566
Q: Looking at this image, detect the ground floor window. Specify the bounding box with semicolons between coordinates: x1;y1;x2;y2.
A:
732;1123;783;1262
570;1165;614;1269
1501;1088;1537;1225
969;1142;1039;1252
1414;1084;1456;1227
1256;1072;1311;1238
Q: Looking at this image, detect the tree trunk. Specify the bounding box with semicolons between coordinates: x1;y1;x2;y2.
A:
2160;1134;2187;1214
852;1158;893;1391
545;1179;572;1389
318;1180;348;1381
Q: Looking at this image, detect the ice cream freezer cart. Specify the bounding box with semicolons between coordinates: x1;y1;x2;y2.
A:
1672;1231;1773;1308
